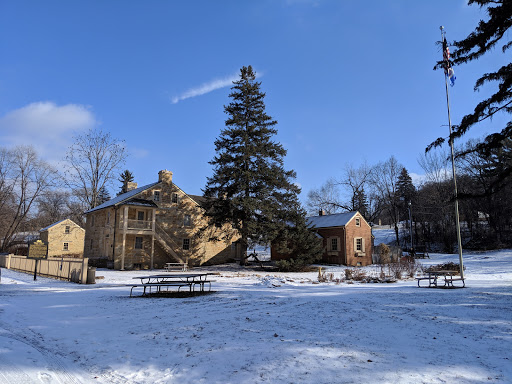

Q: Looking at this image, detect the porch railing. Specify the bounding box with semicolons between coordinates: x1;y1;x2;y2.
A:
120;219;153;230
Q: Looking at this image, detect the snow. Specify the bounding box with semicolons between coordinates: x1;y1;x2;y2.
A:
372;225;397;246
1;249;511;383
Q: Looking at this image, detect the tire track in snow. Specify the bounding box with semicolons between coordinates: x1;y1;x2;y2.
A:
0;322;82;384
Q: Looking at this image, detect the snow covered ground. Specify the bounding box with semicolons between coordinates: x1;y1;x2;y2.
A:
1;249;511;384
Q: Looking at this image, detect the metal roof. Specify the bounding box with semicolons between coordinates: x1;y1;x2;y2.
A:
39;219;67;232
39;219;83;232
306;211;358;229
84;181;160;214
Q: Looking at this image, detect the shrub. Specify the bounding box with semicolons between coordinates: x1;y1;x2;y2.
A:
377;243;391;264
425;262;463;275
276;258;310;272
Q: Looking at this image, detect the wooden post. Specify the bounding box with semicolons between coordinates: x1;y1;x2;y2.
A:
121;205;128;270
151;208;156;270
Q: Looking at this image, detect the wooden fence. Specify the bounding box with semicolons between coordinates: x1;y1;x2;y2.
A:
0;254;89;284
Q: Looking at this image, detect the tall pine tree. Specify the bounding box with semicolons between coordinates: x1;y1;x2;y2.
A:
118;170;134;195
430;0;511;190
203;65;321;266
97;186;111;206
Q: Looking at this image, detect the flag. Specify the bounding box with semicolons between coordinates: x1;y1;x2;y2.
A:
442;37;456;86
447;67;456;86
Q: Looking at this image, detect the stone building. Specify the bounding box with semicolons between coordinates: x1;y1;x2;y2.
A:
83;170;239;270
39;219;85;257
271;211;373;266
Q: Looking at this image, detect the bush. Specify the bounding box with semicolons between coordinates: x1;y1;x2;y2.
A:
377;243;391;264
344;268;367;281
276;258;310;272
425;262;463;275
317;268;342;283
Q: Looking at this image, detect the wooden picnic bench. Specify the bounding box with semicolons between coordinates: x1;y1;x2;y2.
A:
127;273;214;297
416;270;465;288
164;262;189;271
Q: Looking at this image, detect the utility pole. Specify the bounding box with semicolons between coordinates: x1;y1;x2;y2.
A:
440;26;464;280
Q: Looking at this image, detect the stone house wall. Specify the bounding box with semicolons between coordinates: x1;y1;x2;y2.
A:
40;219;85;257
84;170;239;270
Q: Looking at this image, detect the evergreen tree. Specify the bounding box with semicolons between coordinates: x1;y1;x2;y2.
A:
273;208;323;271
351;187;369;219
397;167;416;206
118;170;134;195
430;0;511;190
397;167;416;224
97;186;111;206
203;65;321;266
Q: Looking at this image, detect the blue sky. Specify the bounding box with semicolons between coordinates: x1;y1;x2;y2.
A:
0;1;508;201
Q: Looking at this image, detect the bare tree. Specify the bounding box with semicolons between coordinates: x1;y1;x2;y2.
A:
306;178;344;215
306;162;377;220
418;148;450;185
369;156;403;245
64;129;127;210
36;190;71;226
0;146;56;252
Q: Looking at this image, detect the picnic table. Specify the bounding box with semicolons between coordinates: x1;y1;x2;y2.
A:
416;270;465;288
128;273;213;297
164;262;189;271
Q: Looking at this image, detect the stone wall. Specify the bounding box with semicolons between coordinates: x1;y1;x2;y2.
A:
40;219;85;257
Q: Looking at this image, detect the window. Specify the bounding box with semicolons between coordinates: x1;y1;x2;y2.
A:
65;225;70;234
355;218;361;227
135;237;143;249
184;214;191;227
137;211;145;221
63;242;69;251
154;190;160;202
182;238;190;250
356;238;363;251
331;238;338;251
354;237;365;256
172;193;178;204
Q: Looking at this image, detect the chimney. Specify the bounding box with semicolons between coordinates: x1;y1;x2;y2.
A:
319;209;326;216
158;170;173;185
124;181;138;192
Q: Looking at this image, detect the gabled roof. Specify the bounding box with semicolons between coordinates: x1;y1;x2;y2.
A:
307;211;359;229
40;219;83;232
84;181;160;214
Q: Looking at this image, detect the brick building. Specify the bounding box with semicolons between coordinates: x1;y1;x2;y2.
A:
39;219;85;257
83;170;239;270
272;211;373;266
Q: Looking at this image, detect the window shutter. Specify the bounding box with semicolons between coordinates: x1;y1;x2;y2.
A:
362;238;366;253
353;238;357;252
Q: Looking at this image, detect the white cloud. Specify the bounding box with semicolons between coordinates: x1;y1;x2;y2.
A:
171;72;240;104
410;172;427;187
129;147;149;159
0;102;97;164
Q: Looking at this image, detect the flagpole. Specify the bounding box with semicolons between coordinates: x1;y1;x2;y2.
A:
440;26;464;280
